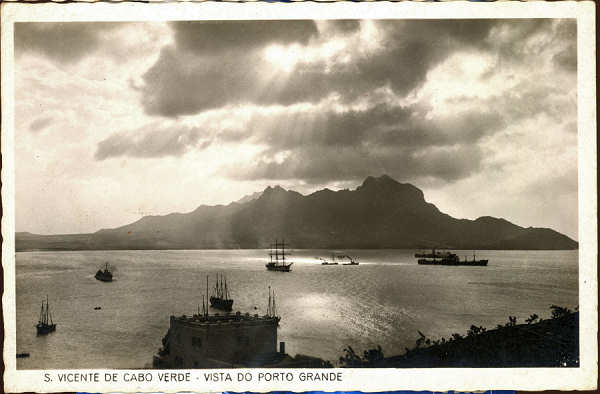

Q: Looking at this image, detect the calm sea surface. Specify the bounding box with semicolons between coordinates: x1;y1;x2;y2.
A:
15;249;578;369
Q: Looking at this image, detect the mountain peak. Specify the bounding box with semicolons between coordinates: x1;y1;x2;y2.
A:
357;174;424;201
263;185;287;194
361;174;399;188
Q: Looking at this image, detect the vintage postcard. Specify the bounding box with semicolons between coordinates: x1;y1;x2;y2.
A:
1;1;597;392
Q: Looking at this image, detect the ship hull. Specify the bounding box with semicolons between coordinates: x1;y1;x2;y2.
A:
210;296;233;311
265;263;292;272
418;259;488;266
95;271;113;282
36;323;56;336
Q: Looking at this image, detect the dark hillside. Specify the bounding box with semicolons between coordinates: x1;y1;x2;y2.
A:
16;175;578;251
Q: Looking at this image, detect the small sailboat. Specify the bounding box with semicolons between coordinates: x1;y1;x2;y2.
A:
36;296;56;336
95;262;113;282
209;273;234;312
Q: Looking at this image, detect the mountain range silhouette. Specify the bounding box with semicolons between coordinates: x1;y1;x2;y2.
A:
16;175;577;251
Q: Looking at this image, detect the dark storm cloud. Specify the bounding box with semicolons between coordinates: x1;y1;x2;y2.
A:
553;45;577;72
552;17;576;58
15;22;118;64
140;47;269;117
119;18;576;184
227;143;485;184
29;116;53;133
220;103;504;183
139;19;564;118
140;20;322;117
94;124;210;160
236;103;505;151
96;100;504;182
171;20;319;54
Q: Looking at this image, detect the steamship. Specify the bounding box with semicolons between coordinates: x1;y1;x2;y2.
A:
417;250;488;266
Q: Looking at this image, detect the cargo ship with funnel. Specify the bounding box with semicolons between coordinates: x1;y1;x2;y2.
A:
417;250;488;266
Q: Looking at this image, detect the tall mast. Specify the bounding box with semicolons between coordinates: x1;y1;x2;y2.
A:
47;295;53;324
272;290;277;317
206;275;209;317
45;295;49;325
267;286;272;316
224;278;228;300
39;300;44;324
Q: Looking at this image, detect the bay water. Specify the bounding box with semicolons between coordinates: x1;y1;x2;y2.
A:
15;249;578;369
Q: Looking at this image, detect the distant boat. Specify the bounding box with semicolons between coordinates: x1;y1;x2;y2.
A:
266;240;293;272
36;296;56;335
318;256;338;265
209;273;234;312
16;352;30;358
339;254;359;265
417;251;488;266
94;306;102;310
95;262;113;282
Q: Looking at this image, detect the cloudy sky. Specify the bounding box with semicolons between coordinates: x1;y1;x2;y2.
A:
14;19;578;239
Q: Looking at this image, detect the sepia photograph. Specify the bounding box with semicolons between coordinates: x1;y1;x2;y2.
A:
2;1;597;392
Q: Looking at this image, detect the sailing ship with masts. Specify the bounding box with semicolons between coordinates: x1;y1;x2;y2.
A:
266;240;293;272
95;262;113;282
36;295;56;335
210;273;234;311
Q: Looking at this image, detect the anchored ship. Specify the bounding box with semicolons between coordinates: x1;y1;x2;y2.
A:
36;295;56;335
417;250;488;266
318;255;338;265
266;240;293;272
95;262;113;282
339;254;359;265
209;274;233;312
